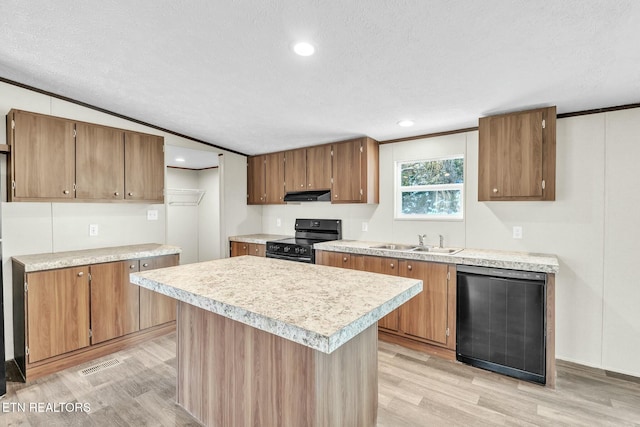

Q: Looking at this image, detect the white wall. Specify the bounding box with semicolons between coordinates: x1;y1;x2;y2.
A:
262;108;640;377
602;109;640;376
1;80;253;361
166;168;200;264
219;153;262;257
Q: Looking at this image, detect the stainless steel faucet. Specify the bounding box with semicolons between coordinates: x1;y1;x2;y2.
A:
418;234;427;247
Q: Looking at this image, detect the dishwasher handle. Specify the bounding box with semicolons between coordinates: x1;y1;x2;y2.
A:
456;265;546;282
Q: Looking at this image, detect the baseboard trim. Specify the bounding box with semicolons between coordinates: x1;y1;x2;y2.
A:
22;322;175;382
378;330;456;361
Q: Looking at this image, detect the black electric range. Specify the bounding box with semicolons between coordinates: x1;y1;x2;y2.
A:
266;219;342;264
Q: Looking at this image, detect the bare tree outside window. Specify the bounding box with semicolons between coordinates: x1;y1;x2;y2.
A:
396;156;464;219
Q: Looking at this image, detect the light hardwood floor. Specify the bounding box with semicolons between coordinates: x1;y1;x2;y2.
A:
2;332;640;426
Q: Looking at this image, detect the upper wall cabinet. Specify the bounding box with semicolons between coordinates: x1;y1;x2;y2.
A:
284;145;332;192
247;152;285;205
76;123;125;200
124;132;165;202
478;106;556;201
331;137;379;204
247;137;379;205
9;110;76;200
7;109;165;203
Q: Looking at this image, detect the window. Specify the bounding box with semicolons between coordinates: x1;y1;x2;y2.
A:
395;156;464;220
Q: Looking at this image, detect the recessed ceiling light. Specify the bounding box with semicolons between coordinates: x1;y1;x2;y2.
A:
397;120;414;127
293;42;315;56
175;157;185;162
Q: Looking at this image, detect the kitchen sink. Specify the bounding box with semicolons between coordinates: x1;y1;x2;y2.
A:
412;246;462;255
369;243;418;251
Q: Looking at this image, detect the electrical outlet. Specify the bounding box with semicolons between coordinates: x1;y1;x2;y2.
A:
276;218;282;227
89;224;99;236
512;226;523;239
362;222;368;232
147;209;158;220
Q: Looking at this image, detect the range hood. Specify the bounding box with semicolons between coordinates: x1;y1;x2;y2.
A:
283;190;331;202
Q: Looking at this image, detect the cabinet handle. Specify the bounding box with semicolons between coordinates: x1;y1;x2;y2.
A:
77;272;84;277
343;257;348;262
63;190;70;194
142;263;149;267
300;184;304;187
114;192;120;196
128;192;134;196
308;183;312;187
493;188;498;193
255;248;259;253
334;194;338;198
130;264;136;269
408;265;412;271
390;263;394;268
243;245;247;249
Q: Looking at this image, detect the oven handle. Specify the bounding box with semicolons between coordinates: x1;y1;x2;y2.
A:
266;252;313;263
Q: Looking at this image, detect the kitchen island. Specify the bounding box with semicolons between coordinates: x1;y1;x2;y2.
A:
130;255;422;427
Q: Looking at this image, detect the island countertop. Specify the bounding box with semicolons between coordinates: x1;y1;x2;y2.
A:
130;256;422;353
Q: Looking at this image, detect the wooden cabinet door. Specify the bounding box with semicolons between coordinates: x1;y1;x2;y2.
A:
139;254;179;329
248;243;266;257
316;250;351;268
284;149;307;192
306;145;332;190
479;106;555;201
11;110;75;200
26;266;90;363
247;155;265;204
76;123;125;200
90;261;140;344
363;256;400;331
398;261;450;346
265;152;285;204
489;110;543;198
124;132;164;202
315;251;363;269
230;241;250;257
331;139;362;203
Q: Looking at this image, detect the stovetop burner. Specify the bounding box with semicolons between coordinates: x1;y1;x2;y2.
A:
266;219;342;263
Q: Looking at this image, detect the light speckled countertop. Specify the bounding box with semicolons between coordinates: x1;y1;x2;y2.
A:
130;256;422;354
229;234;292;244
314;240;559;273
12;243;182;272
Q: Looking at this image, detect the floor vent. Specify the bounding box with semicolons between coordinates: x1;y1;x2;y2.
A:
79;358;122;377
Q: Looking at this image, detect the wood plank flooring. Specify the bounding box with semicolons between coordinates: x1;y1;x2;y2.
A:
2;332;640;426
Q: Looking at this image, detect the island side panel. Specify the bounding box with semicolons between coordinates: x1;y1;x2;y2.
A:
315;323;378;427
176;301;378;427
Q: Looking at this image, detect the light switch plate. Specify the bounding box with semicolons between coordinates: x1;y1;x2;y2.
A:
89;224;99;236
362;222;368;232
512;226;523;239
147;209;159;221
276;218;282;227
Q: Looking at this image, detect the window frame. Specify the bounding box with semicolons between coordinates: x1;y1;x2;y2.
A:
394;154;465;221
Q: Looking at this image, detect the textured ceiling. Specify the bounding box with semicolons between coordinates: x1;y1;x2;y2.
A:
1;1;639;156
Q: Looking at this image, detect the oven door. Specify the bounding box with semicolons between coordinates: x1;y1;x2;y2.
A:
266;252;314;264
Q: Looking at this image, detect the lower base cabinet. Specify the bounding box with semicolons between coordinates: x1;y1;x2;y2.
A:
230;241;266;257
139;254;179;328
91;261;140;345
316;250;456;351
26;266;91;363
12;253;179;381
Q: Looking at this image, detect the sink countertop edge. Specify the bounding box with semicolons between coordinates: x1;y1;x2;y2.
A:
314;240;559;274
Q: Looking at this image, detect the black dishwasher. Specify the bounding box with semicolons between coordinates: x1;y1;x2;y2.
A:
456;265;546;384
